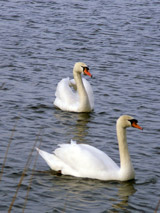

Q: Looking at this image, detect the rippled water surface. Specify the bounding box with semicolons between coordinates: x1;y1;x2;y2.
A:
0;0;160;212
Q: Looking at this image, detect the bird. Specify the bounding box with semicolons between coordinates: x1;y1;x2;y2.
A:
53;62;94;112
36;115;143;181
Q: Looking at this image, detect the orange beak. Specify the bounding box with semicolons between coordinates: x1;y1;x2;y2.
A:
83;68;92;77
132;122;143;130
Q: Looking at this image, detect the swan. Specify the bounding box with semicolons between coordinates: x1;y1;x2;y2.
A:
53;62;94;112
36;115;143;181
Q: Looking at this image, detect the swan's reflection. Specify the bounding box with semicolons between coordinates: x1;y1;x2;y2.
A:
110;180;136;211
42;173;136;212
53;110;93;143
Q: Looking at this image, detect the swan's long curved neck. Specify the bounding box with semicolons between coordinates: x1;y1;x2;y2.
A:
116;124;135;180
73;72;91;112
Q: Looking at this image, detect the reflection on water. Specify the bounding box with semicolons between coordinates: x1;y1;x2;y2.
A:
53;110;93;143
111;181;136;212
35;171;136;212
1;0;159;212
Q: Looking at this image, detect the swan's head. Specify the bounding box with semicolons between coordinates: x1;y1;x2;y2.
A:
117;115;143;130
73;62;92;77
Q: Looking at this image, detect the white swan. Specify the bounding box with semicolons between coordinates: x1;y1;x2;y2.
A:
54;62;94;112
36;115;143;181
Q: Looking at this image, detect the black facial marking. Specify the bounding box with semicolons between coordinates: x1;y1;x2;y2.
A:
129;119;138;124
81;66;89;71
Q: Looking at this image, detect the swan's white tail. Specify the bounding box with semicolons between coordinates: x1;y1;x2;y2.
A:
36;147;57;170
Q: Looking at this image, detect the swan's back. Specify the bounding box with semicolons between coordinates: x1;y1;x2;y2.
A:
37;140;119;180
54;77;94;112
54;77;79;111
55;142;118;172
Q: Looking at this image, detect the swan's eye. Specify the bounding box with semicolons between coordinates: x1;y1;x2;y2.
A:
129;119;138;125
81;66;89;71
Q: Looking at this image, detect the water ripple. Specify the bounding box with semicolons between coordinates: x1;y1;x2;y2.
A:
0;0;159;212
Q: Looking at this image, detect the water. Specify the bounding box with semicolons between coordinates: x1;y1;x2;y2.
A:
0;0;160;212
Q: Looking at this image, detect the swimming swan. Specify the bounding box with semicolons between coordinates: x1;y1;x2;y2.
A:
36;115;143;181
54;62;94;112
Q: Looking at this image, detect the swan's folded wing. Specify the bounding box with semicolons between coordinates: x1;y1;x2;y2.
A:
54;77;79;111
54;141;119;179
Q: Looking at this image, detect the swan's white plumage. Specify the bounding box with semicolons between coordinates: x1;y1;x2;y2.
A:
54;77;79;112
36;115;142;181
54;77;94;112
37;140;119;180
53;62;94;112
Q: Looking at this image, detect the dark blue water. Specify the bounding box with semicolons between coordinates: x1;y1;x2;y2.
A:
0;0;160;212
